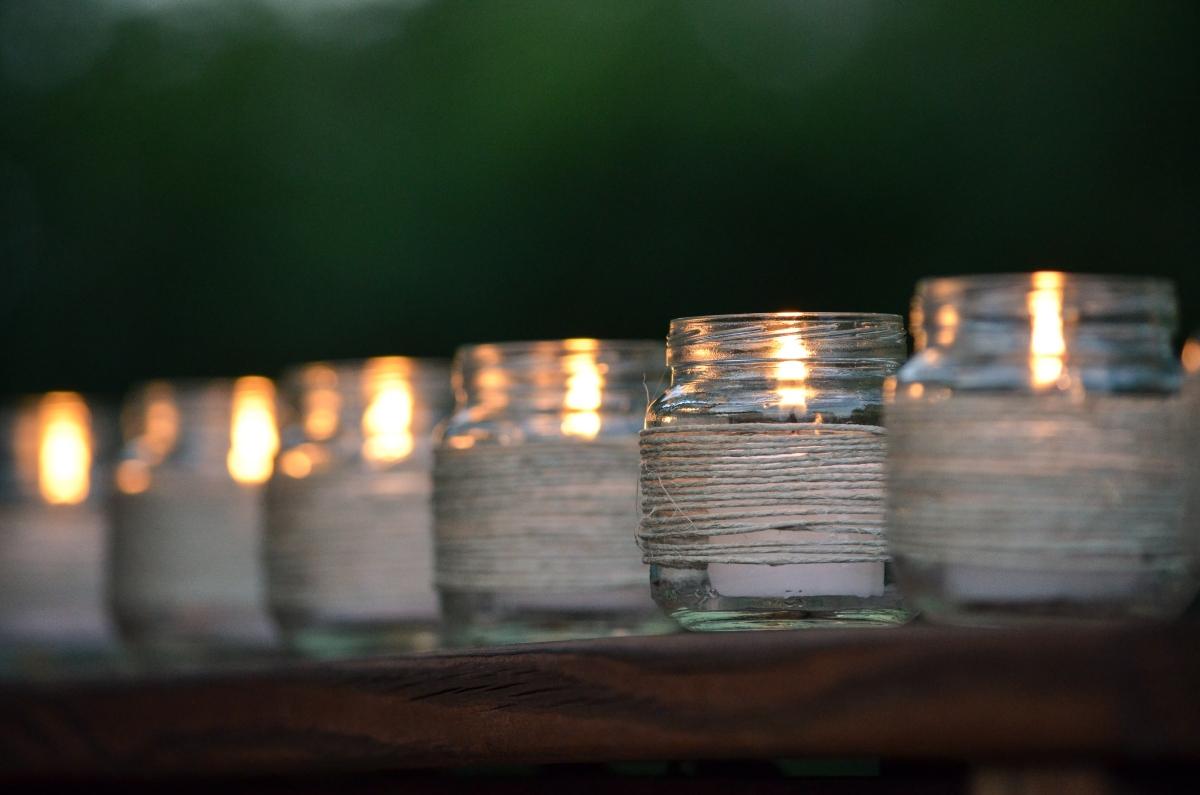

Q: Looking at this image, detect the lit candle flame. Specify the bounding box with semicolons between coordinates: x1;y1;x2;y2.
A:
1183;338;1200;376
141;381;179;462
302;363;341;440
561;339;603;440
775;333;809;409
227;376;279;485
37;392;92;505
115;459;151;495
362;357;415;464
1028;271;1066;389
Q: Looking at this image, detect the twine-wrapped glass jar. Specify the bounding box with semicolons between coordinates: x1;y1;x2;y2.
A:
434;339;668;646
110;378;279;661
641;313;909;630
888;273;1197;625
265;357;451;657
0;392;114;671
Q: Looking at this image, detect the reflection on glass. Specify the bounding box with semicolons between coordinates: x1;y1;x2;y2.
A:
561;339;603;440
1027;271;1067;390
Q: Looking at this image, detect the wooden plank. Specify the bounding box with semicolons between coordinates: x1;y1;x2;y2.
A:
0;625;1197;780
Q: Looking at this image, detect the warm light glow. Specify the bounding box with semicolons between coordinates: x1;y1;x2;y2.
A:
907;383;926;399
302;364;341;440
1183;338;1200;376
279;443;329;479
934;304;959;347
775;334;810;409
362;357;415;464
141;382;179;462
227;376;279;485
561;340;603;440
37;392;92;505
115;459;152;495
1028;271;1067;389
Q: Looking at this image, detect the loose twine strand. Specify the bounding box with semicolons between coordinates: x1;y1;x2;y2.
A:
886;394;1192;572
434;439;646;591
638;423;888;566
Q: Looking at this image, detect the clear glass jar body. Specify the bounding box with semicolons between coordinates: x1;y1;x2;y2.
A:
109;378;279;663
265;357;451;658
435;339;670;647
889;273;1196;625
644;313;909;630
0;392;116;675
1183;333;1200;609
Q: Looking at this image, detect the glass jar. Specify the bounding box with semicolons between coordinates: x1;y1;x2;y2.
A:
109;378;279;663
643;313;909;630
1183;332;1200;601
265;357;451;658
435;339;669;647
888;273;1196;625
0;392;115;673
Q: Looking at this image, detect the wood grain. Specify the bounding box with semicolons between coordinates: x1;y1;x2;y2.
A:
1;625;1198;780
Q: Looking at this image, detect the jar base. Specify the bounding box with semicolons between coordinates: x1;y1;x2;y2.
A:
651;564;910;631
276;619;440;659
439;588;674;648
895;557;1200;627
115;609;277;670
668;607;910;632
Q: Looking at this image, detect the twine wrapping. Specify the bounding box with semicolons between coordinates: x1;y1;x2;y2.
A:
886;394;1191;572
433;439;647;592
637;423;888;566
266;470;438;621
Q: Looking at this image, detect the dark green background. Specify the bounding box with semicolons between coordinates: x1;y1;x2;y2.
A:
1;0;1197;398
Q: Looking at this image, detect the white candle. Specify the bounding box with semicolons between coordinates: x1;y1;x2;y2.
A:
706;529;884;598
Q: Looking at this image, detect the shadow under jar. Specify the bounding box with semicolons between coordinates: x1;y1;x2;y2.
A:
888;273;1198;626
265;357;451;658
642;313;909;631
435;339;670;647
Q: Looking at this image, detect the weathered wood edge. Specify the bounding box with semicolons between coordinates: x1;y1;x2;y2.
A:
0;625;1197;779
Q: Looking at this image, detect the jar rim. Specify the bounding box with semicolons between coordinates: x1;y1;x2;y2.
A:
670;312;903;325
281;356;451;383
916;271;1175;297
456;338;665;360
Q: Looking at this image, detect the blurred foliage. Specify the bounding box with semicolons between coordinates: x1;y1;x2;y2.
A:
1;0;1197;395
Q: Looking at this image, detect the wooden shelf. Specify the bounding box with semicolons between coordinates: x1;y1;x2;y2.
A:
1;625;1198;781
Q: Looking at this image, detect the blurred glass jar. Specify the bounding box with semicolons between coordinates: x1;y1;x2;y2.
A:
435;339;669;646
888;273;1196;625
0;392;115;670
265;357;451;658
110;378;279;662
642;313;909;630
1184;333;1200;585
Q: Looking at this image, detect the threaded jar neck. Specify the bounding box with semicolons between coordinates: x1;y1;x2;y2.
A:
667;313;907;368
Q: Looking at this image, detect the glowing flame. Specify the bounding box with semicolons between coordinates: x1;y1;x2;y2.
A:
115;459;151;495
302;363;341;440
279;443;329;479
227;376;279;485
362;357;414;464
775;334;810;409
1183;338;1200;376
1028;271;1067;389
561;339;603;440
934;304;959;347
37;392;92;505
141;382;179;462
